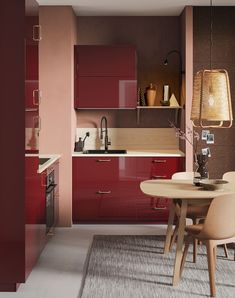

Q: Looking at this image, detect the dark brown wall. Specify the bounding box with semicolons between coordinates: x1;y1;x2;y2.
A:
194;7;235;178
76;16;181;128
0;0;25;284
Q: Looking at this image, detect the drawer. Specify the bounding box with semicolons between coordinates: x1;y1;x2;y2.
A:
73;157;119;183
136;157;184;180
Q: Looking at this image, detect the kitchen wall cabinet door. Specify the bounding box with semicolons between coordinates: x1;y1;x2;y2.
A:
76;76;137;108
74;45;137;109
76;45;136;77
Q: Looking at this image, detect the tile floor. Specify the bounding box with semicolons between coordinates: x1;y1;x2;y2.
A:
0;225;167;298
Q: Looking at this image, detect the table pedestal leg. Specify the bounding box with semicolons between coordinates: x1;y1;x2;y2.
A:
173;200;187;286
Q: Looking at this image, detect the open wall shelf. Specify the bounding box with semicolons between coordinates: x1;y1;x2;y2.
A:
136;106;183;124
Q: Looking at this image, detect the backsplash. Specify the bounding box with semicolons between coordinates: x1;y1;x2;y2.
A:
76;128;179;151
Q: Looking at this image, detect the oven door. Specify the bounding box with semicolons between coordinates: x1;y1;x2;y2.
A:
46;183;56;233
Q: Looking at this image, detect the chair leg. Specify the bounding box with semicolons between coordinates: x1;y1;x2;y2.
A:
213;246;217;270
223;244;229;259
180;236;191;278
206;241;216;297
192;218;199;263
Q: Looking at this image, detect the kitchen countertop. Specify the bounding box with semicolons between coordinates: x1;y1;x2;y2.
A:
25;154;61;173
72;149;185;157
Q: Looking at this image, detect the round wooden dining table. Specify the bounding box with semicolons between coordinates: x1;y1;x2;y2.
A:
140;179;235;287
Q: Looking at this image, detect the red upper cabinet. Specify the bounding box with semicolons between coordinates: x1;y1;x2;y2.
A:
74;45;137;109
77;45;136;77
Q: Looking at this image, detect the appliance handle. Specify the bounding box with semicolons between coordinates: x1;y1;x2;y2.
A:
46;183;57;194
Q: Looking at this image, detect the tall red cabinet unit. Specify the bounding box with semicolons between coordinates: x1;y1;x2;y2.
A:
0;0;43;291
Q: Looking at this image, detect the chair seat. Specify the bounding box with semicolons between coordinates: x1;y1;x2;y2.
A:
185;223;203;235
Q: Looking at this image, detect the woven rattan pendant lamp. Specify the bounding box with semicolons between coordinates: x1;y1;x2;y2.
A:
191;1;233;128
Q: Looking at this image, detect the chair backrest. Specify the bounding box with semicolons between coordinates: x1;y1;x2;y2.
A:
171;171;200;180
222;171;235;183
198;194;235;240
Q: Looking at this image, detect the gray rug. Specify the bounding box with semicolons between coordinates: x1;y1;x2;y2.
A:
79;235;235;298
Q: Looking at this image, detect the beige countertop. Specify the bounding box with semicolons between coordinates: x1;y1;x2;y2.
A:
72;149;185;157
25;154;61;173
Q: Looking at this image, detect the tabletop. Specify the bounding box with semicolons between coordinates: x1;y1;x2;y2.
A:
140;179;235;200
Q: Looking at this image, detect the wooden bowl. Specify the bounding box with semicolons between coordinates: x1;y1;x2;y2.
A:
200;179;228;191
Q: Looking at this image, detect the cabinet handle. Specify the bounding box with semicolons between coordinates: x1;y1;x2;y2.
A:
152;206;167;210
33;89;41;106
96;159;111;162
33;25;42;41
152;175;167;179
33;115;41;131
97;190;111;194
152;160;166;163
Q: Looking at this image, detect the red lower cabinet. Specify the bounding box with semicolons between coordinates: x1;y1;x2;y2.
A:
72;156;184;223
25;157;46;279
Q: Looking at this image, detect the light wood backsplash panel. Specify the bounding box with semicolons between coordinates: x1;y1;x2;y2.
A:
76;128;179;151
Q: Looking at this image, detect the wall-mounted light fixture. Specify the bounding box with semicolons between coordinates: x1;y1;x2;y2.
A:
191;0;233;128
163;50;184;105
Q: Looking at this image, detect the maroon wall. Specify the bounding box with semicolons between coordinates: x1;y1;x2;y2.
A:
194;7;235;178
76;16;181;128
0;0;25;289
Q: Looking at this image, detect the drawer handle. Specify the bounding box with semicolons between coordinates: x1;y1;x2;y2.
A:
153;160;166;163
97;159;111;162
152;175;167;179
97;190;111;194
152;207;167;210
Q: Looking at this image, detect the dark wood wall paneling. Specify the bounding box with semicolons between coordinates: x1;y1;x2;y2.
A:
194;7;235;178
76;17;181;128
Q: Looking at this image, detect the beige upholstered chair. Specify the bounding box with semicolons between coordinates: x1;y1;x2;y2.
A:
171;171;209;262
180;194;235;297
223;171;235;183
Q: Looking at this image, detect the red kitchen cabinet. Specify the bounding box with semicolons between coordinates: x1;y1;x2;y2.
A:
25;15;40;154
136;157;184;222
72;157;137;223
74;45;137;108
72;156;184;223
25;157;46;279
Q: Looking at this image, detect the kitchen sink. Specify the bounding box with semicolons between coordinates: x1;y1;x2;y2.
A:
39;157;50;165
83;149;127;154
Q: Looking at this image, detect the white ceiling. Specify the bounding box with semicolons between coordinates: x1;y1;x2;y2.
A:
37;0;235;16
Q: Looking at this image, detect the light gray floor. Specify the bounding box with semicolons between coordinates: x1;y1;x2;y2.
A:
0;225;167;298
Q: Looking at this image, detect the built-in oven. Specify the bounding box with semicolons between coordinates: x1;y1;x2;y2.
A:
46;170;57;234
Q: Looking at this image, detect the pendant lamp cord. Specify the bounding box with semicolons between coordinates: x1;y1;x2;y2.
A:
210;0;213;70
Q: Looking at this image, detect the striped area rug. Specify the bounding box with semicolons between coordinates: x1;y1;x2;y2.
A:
79;235;235;298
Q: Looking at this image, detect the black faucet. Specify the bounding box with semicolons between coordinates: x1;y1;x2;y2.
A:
100;116;111;151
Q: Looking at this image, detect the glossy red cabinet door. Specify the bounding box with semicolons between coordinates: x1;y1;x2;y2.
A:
72;157;137;223
136;157;185;222
74;45;137;109
76;45;136;77
25;17;39;154
76;76;137;108
72;157;184;223
25;157;46;279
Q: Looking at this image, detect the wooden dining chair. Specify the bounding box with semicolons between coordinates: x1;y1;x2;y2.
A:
222;171;235;258
170;171;209;263
180;194;235;297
